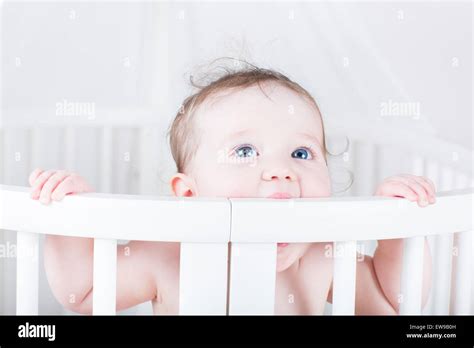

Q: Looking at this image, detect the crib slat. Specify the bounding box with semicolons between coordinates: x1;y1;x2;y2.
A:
440;166;454;191
138;127;160;195
354;141;376;195
472;230;474;314
399;236;424;314
16;231;39;315
179;242;228;315
432;233;453;314
454;172;469;189
452;231;473;314
64;126;76;171
92;238;117;315
332;240;357;315
228;243;277;315
431;166;455;314
412;156;424;176
425;159;439;191
101;127;113;193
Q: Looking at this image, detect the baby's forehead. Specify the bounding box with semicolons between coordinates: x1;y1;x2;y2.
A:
194;83;321;130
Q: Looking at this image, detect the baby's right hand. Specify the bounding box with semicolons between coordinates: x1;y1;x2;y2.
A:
29;168;94;205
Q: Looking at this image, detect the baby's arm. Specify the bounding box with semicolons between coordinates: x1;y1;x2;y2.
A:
30;168;160;314
354;174;434;314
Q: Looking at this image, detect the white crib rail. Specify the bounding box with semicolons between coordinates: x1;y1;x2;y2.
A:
0;185;472;315
0;185;231;315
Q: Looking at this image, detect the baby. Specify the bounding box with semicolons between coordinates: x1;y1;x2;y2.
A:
30;64;435;315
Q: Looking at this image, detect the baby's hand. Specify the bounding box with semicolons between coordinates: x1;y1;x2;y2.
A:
29;168;93;205
374;174;436;207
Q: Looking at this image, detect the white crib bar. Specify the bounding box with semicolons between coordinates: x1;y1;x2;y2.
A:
432;166;455;314
179;243;228;315
92;238;117;315
64;126;76;171
432;233;453;314
332;240;357;315
101;127;112;193
440;166;454;191
228;243;277;315
452;231;473;314
354;141;376;195
399;236;424;314
16;231;39;315
411;156;424;176
472;230;474;314
455;172;469;189
425;159;439;191
139;127;160;195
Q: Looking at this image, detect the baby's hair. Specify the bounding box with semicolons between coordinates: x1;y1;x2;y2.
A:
167;57;328;174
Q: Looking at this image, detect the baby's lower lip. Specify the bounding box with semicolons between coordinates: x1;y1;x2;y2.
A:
277;243;289;248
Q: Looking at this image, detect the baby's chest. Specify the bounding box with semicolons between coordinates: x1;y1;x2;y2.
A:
274;278;325;315
274;265;332;315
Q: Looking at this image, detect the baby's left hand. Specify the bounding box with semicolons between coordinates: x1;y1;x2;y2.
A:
375;174;436;207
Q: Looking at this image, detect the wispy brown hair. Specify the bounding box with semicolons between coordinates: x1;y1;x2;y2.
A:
168;58;327;174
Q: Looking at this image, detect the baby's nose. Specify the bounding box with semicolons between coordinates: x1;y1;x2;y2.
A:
262;168;297;182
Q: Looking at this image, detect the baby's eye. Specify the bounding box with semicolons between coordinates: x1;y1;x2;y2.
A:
234;144;258;158
291;147;313;160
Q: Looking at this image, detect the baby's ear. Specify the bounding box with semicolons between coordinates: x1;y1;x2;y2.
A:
170;173;197;197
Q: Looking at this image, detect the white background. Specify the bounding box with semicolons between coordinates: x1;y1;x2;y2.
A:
0;0;472;315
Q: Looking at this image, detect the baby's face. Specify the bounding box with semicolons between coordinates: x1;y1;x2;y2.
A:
173;83;331;272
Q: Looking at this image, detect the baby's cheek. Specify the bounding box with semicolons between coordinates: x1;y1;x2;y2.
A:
300;170;332;198
195;168;256;198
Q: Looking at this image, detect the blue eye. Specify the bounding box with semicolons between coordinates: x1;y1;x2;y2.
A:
291;147;313;160
234;145;258;158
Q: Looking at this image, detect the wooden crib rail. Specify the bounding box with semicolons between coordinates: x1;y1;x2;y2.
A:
0;185;472;316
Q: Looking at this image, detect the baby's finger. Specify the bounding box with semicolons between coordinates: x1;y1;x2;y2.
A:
50;176;76;201
423;176;436;193
28;168;44;186
39;171;70;204
398;176;430;206
418;176;436;200
402;175;436;202
377;181;418;201
30;170;56;199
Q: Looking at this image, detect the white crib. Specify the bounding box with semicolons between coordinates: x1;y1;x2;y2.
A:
0;118;473;315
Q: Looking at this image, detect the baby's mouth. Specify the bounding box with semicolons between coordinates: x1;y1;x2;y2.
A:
277;243;289;248
266;192;294;199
